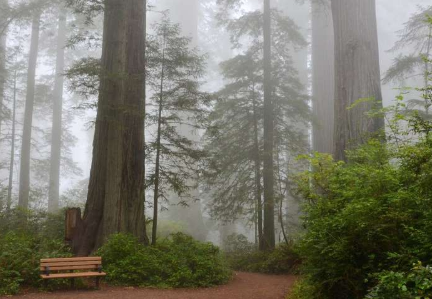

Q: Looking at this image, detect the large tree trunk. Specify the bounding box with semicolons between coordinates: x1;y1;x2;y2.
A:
48;9;67;213
262;0;275;250
72;0;148;256
331;0;384;161
0;0;8;144
312;2;334;154
18;11;41;209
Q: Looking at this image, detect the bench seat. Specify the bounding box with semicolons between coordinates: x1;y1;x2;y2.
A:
41;271;106;279
40;256;106;288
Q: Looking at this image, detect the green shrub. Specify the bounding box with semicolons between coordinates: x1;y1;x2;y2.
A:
366;262;432;299
97;233;232;288
286;278;317;299
224;233;300;274
0;231;71;295
295;136;432;299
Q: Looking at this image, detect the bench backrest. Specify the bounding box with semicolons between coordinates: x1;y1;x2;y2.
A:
40;257;102;273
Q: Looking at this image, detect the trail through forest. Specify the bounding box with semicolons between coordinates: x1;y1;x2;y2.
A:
5;272;296;299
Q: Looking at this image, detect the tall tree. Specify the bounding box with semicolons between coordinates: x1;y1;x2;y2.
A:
0;0;8;142
262;0;275;250
48;8;67;213
383;6;432;117
209;0;308;250
18;10;41;209
312;1;334;154
160;0;209;242
7;69;17;211
146;17;208;245
331;0;384;161
72;0;148;256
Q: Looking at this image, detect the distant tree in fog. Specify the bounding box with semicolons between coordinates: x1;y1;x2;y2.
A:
145;17;209;245
207;0;308;250
384;5;432;117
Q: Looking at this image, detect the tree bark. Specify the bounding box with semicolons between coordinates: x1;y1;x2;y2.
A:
48;9;67;213
262;0;275;250
18;11;41;210
331;0;384;161
7;69;16;211
252;83;263;250
72;0;148;256
152;41;165;246
0;0;8;144
312;2;334;154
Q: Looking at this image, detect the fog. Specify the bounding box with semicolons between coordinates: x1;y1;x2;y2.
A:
0;0;430;248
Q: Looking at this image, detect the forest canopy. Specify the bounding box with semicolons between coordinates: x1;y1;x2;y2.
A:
0;0;431;298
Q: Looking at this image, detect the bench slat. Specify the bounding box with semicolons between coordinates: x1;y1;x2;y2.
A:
41;257;101;263
41;272;106;279
41;261;102;267
40;265;99;271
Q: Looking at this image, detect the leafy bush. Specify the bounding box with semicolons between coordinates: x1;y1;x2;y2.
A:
286;278;317;299
224;233;300;274
0;230;71;295
97;233;232;288
295;134;432;299
366;262;432;299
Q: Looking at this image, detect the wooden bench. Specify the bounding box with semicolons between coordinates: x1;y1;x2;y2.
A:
40;257;106;288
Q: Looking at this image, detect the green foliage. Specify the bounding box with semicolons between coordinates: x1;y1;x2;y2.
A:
384;6;432;118
97;233;232;288
286;279;317;299
0;212;71;295
366;262;432;299
295;129;432;299
155;220;186;239
145;16;209;206
204;3;309;222
224;234;299;274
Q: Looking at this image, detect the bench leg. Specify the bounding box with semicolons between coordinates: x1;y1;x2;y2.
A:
71;278;75;289
95;277;100;289
44;279;48;289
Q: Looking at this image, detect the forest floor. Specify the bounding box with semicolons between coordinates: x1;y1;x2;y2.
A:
5;272;296;299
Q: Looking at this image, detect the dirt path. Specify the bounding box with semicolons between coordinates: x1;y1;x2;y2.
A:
6;272;296;299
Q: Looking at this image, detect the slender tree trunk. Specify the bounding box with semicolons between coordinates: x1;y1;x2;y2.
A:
7;69;16;211
72;0;148;256
262;0;275;250
331;0;384;161
251;83;263;250
423;26;431;115
312;2;334;154
48;9;67;213
0;0;8;143
18;11;41;209
162;0;208;242
152;44;165;246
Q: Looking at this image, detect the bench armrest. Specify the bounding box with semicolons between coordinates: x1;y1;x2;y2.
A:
44;266;50;276
98;265;103;273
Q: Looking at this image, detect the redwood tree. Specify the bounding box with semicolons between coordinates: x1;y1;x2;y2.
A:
72;0;148;256
18;10;41;209
0;0;7;141
312;1;334;154
262;0;275;250
48;8;67;213
331;0;384;161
